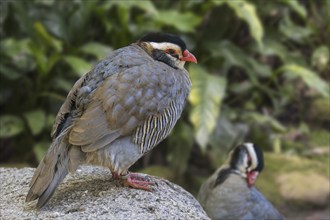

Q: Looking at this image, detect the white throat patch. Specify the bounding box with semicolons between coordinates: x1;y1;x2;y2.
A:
245;142;258;171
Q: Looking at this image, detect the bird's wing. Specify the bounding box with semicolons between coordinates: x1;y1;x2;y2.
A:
69;46;191;153
50;72;87;139
50;45;127;140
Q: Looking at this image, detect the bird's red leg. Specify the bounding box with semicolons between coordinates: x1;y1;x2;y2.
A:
121;172;154;191
111;171;120;179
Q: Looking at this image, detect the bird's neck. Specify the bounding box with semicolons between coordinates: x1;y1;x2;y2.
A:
136;42;153;56
213;164;246;188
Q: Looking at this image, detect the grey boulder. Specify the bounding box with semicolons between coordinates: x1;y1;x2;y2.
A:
0;166;209;220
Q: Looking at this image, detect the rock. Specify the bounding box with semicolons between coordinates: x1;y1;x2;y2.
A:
0;166;209;220
277;172;330;207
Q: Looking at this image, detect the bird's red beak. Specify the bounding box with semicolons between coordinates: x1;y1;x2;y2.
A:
247;171;259;188
181;49;197;63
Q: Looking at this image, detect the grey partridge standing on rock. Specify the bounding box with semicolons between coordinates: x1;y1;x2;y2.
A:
197;143;285;220
26;32;197;208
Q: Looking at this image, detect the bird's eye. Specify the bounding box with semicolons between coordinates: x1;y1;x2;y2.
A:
166;49;176;55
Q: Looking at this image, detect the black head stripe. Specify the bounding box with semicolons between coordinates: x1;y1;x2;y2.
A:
252;144;264;172
152;49;177;69
139;32;187;51
229;144;246;170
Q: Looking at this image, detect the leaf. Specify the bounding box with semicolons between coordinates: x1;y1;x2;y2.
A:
0;38;32;57
280;64;329;97
0;0;9;24
28;41;48;75
24;110;46;135
53;78;74;92
279;14;312;43
167;122;194;175
42;11;70;42
116;3;129;27
245;112;287;132
129;1;157;15
34;0;55;6
188;65;227;150
257;39;300;64
138;165;174;181
46;53;61;73
311;46;329;71
209;41;271;78
46;114;56;129
225;0;264;47
63;56;91;76
155;10;201;33
0;115;24;138
102;1;157;29
209;116;249;167
0;64;22;80
33;141;50;162
80;42;112;59
103;1;157;15
34;21;63;52
0;38;36;74
230;81;253;94
281;0;307;19
212;0;226;6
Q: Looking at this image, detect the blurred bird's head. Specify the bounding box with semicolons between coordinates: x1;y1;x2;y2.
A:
228;143;264;187
138;32;197;69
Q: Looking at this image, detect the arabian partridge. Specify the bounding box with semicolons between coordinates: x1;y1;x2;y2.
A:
26;32;197;208
198;143;285;220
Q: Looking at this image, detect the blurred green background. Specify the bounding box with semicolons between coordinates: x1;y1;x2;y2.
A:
0;0;329;218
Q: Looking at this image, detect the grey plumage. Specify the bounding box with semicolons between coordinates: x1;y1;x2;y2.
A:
197;143;284;220
26;33;196;208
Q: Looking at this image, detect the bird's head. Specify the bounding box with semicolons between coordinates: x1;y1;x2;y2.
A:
138;32;197;69
228;143;264;188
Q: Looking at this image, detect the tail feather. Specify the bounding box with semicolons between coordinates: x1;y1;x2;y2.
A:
26;138;70;208
36;158;69;208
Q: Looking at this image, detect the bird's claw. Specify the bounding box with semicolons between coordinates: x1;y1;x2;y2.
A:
123;172;154;191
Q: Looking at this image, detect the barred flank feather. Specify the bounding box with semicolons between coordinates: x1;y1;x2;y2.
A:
135;100;181;154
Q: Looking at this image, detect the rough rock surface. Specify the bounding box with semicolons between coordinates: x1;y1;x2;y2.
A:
0;166;209;220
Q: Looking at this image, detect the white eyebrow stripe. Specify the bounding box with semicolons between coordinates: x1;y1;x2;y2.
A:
149;42;181;52
245;142;258;170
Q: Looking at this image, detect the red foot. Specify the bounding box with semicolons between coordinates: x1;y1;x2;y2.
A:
123;173;154;191
111;172;120;179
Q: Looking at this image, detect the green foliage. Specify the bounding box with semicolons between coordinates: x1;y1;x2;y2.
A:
312;46;329;72
189;65;226;150
0;0;328;192
0;115;24;138
155;10;202;33
225;0;264;47
62;56;91;77
24;109;46;136
167;122;194;179
279;64;329;97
